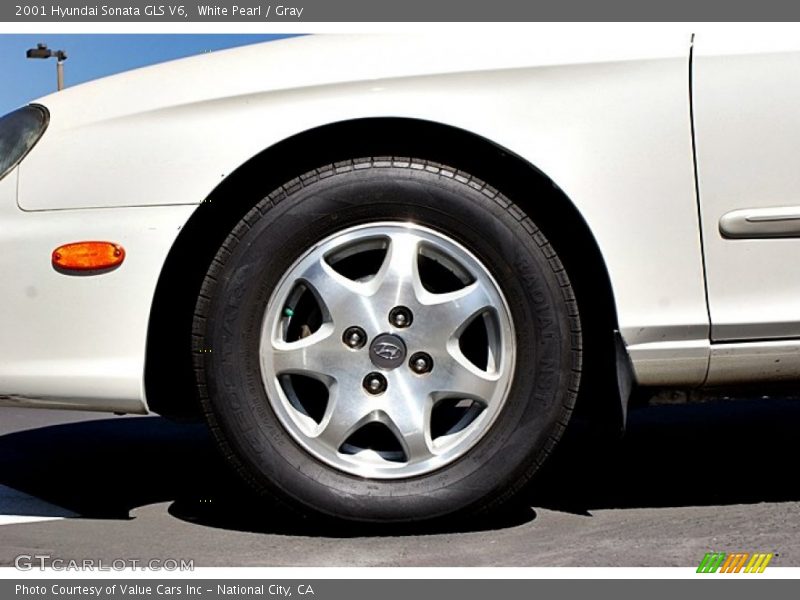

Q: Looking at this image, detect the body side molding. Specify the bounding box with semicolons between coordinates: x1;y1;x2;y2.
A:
626;337;800;386
706;339;800;385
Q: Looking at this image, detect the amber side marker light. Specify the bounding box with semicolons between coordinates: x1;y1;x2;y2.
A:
52;241;125;272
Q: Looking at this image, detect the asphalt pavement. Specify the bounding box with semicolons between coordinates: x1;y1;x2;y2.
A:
0;396;798;567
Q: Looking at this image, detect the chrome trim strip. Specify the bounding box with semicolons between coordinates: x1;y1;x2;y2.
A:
720;206;800;238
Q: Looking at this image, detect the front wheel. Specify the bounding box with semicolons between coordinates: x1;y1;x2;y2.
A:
193;158;581;523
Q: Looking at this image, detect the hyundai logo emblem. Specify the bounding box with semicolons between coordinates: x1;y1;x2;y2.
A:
373;342;402;360
369;334;407;369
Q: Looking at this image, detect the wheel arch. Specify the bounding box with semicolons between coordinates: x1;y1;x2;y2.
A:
144;117;628;428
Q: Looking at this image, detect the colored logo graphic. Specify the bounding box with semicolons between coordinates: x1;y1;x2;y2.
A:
697;552;774;573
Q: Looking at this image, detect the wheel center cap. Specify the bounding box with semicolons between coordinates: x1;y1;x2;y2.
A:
369;333;407;370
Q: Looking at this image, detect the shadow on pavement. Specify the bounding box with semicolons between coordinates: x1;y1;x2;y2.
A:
0;413;534;535
1;396;798;534
529;396;800;514
0;416;222;520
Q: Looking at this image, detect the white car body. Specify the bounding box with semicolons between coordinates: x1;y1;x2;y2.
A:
2;32;800;415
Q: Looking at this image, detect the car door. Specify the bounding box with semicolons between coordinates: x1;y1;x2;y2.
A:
693;32;800;343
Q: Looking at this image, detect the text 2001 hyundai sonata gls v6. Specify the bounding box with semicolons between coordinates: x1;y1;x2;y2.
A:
1;32;797;522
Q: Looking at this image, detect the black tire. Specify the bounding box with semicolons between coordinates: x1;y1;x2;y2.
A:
193;157;581;523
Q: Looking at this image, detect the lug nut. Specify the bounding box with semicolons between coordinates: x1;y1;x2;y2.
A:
343;326;367;349
363;372;387;395
389;306;413;328
409;352;433;375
